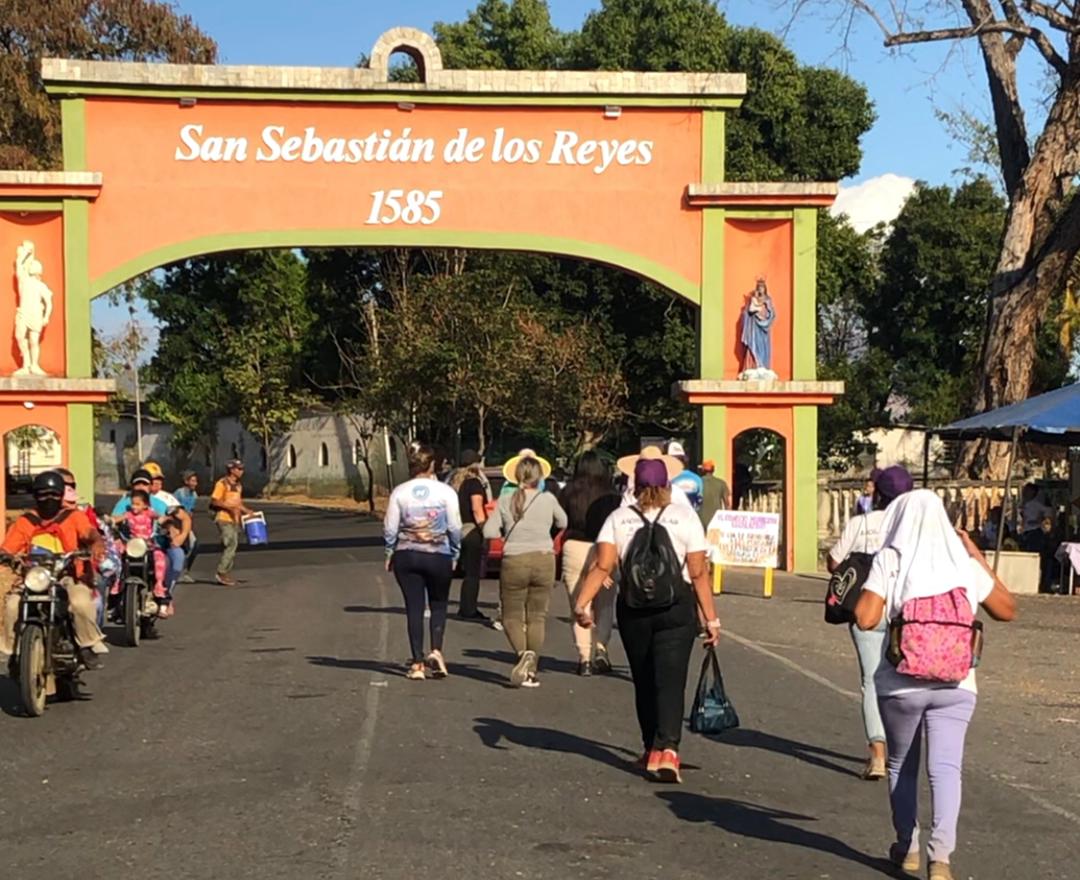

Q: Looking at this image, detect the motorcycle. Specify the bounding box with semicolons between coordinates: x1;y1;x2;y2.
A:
106;528;159;646
5;550;91;717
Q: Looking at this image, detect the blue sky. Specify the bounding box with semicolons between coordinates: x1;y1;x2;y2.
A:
93;0;1022;341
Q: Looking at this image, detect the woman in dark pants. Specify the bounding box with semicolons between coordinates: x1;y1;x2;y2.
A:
575;457;721;783
452;456;490;621
384;446;463;680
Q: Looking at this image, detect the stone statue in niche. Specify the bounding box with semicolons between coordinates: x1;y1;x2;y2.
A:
13;240;53;377
738;277;777;381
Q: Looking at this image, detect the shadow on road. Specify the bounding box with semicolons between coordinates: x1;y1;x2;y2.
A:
307;655;405;676
343;604;406;616
473;716;639;772
658;791;894;876
720;728;863;779
196;536;381;554
0;677;24;717
461;647;632;682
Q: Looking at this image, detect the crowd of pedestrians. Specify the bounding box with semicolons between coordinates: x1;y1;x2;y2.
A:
381;443;1019;880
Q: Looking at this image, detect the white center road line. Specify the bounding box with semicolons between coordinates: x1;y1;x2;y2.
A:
333;572;390;877
724;627;1080;828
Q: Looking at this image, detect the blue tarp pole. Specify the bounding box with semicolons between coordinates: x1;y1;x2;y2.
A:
994;425;1022;574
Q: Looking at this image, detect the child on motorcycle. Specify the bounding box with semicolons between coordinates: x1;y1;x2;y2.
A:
114;490;171;617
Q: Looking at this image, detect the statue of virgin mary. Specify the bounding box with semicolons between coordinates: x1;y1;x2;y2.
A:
739;278;777;380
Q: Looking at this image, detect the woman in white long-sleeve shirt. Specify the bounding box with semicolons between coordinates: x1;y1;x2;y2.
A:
384;446;462;681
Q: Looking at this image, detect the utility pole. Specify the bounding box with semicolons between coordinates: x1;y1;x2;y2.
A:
127;306;144;461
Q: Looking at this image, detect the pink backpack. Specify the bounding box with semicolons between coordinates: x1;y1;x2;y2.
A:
887;587;983;683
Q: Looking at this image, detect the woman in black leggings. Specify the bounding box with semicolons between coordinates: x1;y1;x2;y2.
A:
384;446;463;680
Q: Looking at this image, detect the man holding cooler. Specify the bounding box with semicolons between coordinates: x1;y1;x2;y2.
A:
210;460;257;586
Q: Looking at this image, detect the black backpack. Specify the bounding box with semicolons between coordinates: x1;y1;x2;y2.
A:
622;506;683;610
824;516;874;625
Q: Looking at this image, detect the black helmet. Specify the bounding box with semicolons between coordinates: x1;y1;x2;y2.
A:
32;470;65;497
130;468;153;487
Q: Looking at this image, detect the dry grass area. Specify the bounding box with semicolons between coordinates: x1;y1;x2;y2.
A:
263;493;387;517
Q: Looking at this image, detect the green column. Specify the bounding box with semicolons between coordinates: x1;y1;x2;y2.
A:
792;406;819;572
698;110;726;470
792;208;817;380
67;404;96;496
63;196;95;491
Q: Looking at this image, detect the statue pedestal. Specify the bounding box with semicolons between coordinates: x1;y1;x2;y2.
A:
673;379;845;406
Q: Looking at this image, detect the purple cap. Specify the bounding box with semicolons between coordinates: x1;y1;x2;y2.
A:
875;465;914;502
635;458;669;489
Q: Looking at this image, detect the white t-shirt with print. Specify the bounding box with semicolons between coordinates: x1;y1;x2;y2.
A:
597;503;707;582
863;549;995;696
828;511;887;565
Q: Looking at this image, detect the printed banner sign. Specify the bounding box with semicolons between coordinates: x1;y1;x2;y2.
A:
706;510;781;569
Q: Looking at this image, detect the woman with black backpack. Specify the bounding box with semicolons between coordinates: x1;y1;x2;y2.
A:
826;465;914;781
575;456;720;783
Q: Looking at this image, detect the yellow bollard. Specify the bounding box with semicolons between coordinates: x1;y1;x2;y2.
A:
763;566;774;598
712;564;723;595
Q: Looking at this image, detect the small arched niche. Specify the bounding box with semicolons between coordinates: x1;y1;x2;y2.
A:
368;27;443;84
4;424;62;497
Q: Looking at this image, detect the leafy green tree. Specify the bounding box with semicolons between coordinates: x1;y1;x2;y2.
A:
867;178;1006;426
0;0;215;168
815;211;891;468
435;0;567;69
141;250;314;466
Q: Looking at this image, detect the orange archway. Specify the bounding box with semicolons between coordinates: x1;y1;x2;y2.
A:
0;27;841;569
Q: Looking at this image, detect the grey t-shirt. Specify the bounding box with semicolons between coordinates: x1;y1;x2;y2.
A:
483;489;567;556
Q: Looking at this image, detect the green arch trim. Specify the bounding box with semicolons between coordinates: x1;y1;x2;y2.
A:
89;228;701;303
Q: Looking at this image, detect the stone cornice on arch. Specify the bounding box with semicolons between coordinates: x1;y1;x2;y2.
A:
41;28;746;102
368;27;442;83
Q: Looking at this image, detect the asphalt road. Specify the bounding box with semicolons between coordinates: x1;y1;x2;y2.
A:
1;503;1076;879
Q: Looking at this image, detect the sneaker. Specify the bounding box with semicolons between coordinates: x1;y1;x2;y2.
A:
215;573;236;586
426;649;449;678
457;610;489;622
656;749;682;783
178;573;195;584
888;843;920;874
510;650;536;687
522;675;540;688
577;660;592;676
77;647;103;670
634;750;662;774
593;646;612;675
490;619;504;632
928;863;953;880
406;664;426;680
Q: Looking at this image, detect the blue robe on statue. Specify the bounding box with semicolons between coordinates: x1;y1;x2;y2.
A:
740;295;775;370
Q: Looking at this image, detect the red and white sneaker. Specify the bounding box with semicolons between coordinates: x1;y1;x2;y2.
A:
656;749;682;783
639;750;662;775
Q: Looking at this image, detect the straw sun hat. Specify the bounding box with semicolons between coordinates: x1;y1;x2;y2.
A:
616;445;683;481
502;448;554;484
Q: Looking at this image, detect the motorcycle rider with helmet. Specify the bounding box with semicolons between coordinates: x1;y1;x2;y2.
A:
0;470;108;670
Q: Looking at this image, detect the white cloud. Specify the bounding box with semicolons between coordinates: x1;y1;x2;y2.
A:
831;173;917;233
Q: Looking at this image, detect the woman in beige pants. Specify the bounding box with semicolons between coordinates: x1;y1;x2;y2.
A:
558;452;621;676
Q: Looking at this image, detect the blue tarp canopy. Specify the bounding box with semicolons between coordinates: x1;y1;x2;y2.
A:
937;382;1080;446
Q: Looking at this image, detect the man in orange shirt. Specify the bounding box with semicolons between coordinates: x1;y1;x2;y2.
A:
0;471;107;668
209;459;256;586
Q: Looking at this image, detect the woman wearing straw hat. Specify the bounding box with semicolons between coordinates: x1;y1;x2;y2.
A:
484;452;567;688
616;446;694;510
576;455;721;783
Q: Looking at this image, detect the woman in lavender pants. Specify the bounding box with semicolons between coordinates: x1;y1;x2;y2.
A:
855;491;1016;880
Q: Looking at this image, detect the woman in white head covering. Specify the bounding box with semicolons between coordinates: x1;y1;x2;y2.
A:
854;490;1016;880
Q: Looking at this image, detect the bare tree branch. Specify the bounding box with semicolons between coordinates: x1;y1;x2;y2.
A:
1022;0;1080;34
